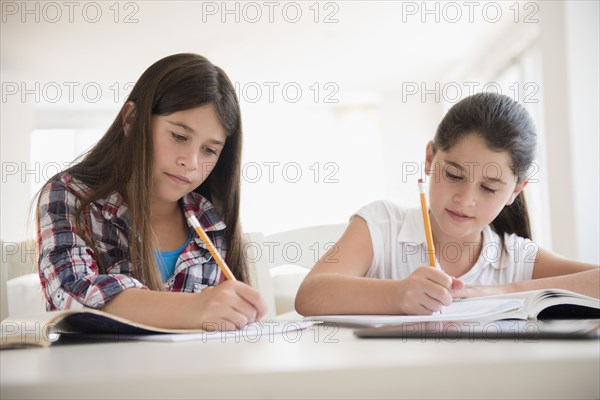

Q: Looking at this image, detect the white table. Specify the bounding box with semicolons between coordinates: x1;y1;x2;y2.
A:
1;323;599;399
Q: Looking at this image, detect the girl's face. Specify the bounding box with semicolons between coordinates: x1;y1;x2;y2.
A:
150;105;227;205
425;134;526;242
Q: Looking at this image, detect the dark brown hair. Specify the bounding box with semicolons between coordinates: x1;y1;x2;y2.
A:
432;92;537;239
46;53;247;289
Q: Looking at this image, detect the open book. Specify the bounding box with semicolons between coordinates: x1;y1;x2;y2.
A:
0;308;313;349
308;289;600;328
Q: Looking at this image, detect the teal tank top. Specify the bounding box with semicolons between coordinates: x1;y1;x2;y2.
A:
156;231;193;282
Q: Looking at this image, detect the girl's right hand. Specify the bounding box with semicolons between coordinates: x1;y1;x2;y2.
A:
395;266;464;315
190;281;268;331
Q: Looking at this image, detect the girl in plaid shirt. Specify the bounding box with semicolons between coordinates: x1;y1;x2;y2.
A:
36;53;266;330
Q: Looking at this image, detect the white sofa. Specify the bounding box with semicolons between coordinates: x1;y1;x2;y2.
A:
245;223;346;318
0;240;46;321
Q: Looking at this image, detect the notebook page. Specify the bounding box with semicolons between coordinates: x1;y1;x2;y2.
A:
309;298;526;327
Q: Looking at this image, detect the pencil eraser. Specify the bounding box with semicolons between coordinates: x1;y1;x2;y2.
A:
418;178;423;184
188;215;200;228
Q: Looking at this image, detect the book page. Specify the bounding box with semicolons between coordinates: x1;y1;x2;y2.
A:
0;309;317;348
309;298;526;327
310;289;600;327
0;309;208;349
0;311;66;348
458;289;600;319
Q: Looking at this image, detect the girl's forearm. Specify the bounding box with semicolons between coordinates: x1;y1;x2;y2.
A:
295;273;403;316
101;288;198;329
507;268;600;298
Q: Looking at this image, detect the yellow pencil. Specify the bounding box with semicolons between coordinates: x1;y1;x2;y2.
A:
188;215;237;281
418;178;436;268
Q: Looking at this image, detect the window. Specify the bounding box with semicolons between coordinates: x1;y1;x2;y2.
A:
29;129;103;198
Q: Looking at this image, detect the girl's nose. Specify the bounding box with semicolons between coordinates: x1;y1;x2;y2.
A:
177;151;199;171
453;186;476;207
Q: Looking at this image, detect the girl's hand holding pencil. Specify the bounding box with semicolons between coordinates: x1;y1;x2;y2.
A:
188;215;268;329
189;280;268;331
394;267;463;315
406;179;464;314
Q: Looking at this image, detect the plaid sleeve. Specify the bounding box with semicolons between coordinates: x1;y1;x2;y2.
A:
37;178;146;310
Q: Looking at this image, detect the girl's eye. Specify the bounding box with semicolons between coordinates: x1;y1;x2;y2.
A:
203;147;217;156
481;185;497;194
171;132;186;142
445;171;462;181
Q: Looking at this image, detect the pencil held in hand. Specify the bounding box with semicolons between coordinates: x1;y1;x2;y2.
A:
188;215;237;281
418;179;436;268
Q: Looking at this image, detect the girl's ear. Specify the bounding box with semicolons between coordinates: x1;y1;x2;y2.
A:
507;179;528;205
424;141;435;176
121;101;136;136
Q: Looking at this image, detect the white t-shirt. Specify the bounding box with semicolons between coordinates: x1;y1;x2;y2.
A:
354;200;538;285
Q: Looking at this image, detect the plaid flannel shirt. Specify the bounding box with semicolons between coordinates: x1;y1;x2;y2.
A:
37;172;227;310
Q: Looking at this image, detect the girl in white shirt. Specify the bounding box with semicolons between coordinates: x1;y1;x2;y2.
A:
295;93;599;316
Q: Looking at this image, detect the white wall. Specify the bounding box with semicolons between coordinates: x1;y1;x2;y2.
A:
240;99;390;234
378;93;442;207
565;2;600;264
1;100;34;241
540;1;600;263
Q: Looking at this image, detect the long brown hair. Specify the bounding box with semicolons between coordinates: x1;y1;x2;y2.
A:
46;53;246;289
432;92;537;240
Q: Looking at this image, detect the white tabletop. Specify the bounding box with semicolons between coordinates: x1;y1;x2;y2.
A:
1;323;599;399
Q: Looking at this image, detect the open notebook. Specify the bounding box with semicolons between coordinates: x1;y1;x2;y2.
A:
308;289;600;328
0;308;313;349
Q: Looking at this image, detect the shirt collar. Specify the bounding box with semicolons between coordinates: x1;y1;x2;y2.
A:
397;207;428;245
396;207;504;271
181;192;227;232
